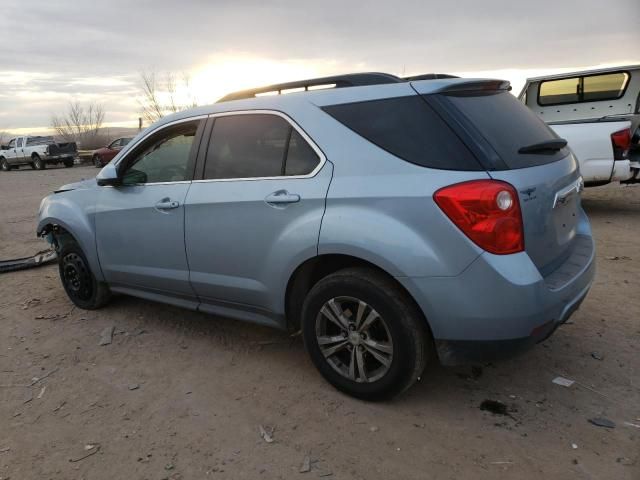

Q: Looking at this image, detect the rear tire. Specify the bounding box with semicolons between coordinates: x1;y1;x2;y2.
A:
32;155;46;170
93;155;102;168
64;159;74;168
58;240;111;310
301;267;430;400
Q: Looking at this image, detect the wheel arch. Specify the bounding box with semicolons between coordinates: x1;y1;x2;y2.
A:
284;253;432;337
38;205;103;281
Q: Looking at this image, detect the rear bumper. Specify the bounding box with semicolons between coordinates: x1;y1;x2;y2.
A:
398;234;595;366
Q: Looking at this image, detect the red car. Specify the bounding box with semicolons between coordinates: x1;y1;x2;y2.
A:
92;137;133;168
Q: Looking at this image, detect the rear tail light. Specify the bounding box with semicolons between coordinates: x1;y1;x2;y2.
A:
611;128;631;160
434;180;524;255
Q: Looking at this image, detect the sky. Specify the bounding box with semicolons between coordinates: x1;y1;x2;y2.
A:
1;0;638;135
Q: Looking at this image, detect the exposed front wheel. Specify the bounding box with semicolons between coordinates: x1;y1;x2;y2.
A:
32;155;46;170
58;241;111;310
302;267;430;400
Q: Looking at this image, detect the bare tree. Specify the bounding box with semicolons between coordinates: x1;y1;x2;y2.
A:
0;130;9;145
51;101;106;149
138;71;197;124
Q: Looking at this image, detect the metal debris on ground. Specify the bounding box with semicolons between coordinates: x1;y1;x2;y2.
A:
0;248;57;274
588;417;615;429
623;421;640;429
99;326;115;346
69;444;100;462
259;425;274;443
552;376;575;387
128;384;140;391
36;386;46;399
605;255;631;261
299;455;311;473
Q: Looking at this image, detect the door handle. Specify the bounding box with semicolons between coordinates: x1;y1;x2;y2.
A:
155;198;180;210
265;190;300;205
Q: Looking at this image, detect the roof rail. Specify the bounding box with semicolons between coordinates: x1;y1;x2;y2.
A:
217;72;403;103
216;72;466;103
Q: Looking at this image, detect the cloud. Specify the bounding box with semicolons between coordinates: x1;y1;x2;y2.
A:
0;0;638;130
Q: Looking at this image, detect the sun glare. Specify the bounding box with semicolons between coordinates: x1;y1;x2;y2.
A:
188;55;342;105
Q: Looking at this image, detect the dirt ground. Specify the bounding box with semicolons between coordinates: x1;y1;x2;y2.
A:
0;164;638;480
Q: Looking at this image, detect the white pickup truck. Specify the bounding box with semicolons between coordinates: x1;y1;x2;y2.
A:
520;65;640;186
0;136;77;171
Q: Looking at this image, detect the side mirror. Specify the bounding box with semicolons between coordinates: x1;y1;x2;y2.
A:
96;162;121;186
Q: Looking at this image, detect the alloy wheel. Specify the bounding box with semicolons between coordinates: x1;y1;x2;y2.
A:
315;296;394;383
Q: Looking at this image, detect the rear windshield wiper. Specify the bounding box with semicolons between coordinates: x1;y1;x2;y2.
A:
518;139;567;154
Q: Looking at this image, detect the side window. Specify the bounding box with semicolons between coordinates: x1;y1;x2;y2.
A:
539;72;629;105
204;114;320;180
323;96;481;170
16;138;24;148
121;120;199;185
539;77;580;105
110;139;121;148
285;130;320;175
8;139;15;148
583;72;628;101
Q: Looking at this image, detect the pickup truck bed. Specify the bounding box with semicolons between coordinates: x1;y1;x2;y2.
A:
549;116;639;186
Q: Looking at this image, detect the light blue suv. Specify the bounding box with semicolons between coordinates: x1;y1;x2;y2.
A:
37;73;595;399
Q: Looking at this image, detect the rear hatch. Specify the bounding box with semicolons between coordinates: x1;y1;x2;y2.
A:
414;82;582;275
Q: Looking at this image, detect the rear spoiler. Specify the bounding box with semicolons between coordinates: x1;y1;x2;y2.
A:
415;79;511;94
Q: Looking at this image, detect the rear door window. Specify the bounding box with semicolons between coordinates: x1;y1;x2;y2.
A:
322;96;482;170
203;114;320;179
442;91;567;169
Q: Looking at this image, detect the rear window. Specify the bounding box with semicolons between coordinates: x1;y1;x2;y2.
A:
442;91;567;169
538;71;629;105
322;96;482;171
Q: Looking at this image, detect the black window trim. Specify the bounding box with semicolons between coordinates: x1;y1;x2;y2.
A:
193;109;326;183
536;70;631;107
115;115;207;186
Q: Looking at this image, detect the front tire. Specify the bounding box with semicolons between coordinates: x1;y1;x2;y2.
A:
32;155;46;170
58;241;111;310
64;158;74;168
0;157;11;171
301;267;430;400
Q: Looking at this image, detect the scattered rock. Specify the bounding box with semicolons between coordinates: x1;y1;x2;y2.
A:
588;417;615;429
128;384;140;391
605;255;631;261
299;455;311;473
259;425;274;443
99;326;115;346
590;352;603;361
571;443;578;449
165;463;175;470
480;400;508;416
369;426;379;433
